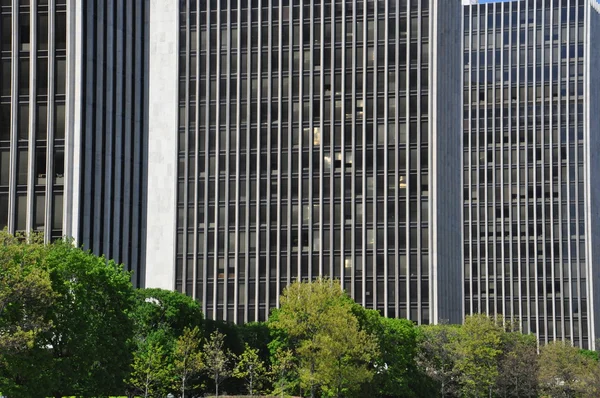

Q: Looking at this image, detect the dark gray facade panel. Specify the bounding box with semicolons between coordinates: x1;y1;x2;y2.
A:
587;4;600;348
78;0;148;286
431;0;464;324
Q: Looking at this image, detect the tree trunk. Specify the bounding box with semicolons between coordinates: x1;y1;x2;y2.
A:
182;375;186;398
215;374;219;398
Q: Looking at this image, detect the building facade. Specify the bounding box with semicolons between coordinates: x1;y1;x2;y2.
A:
0;0;148;285
463;0;600;348
147;0;464;324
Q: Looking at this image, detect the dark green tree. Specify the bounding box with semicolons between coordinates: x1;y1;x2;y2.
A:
1;238;136;398
495;331;538;398
0;232;55;358
417;322;462;398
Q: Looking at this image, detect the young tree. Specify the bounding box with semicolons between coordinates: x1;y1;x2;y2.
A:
233;343;267;396
129;331;173;398
204;330;233;397
269;278;378;398
173;326;204;398
270;348;297;398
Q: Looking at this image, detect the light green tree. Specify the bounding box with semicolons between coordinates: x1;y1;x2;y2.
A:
269;278;378;398
538;340;597;398
270;348;297;398
233;343;267;396
315;303;378;398
173;326;204;398
204;330;233;398
129;331;173;398
454;314;504;398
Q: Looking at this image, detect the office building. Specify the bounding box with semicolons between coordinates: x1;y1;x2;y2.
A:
463;0;600;348
147;0;464;323
0;0;148;285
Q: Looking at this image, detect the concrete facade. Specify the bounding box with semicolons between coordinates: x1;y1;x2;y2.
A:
145;0;179;290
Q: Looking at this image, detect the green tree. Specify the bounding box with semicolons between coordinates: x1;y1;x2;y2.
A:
315;303;378;398
204;330;233;397
233;343;267;396
269;278;378;398
132;288;204;341
495;331;538;398
538;341;597;398
173;326;204;398
1;238;136;398
0;232;54;355
454;314;504;398
417;323;462;398
270;348;297;398
129;330;173;398
363;313;429;398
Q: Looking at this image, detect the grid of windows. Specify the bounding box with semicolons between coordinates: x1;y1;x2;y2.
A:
0;0;148;286
174;0;460;323
0;0;67;240
464;0;592;348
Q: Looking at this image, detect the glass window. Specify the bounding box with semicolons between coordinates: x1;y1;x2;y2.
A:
19;59;29;95
55;12;67;51
1;59;10;96
33;193;45;230
55;58;66;95
52;193;63;230
0;194;7;229
0;149;9;185
18;104;28;139
16;194;27;231
38;14;48;51
0;103;10;140
54;104;65;139
17;149;28;185
19;13;30;51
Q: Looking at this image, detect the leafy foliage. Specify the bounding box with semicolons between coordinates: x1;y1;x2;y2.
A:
172;326;204;398
233;343;267;396
538;341;598;398
128;330;173;398
269;278;378;398
0;231;55;355
204;330;233;397
1;237;136;397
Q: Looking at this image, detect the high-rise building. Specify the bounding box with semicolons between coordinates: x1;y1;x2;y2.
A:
463;0;600;349
0;0;148;285
147;0;464;324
